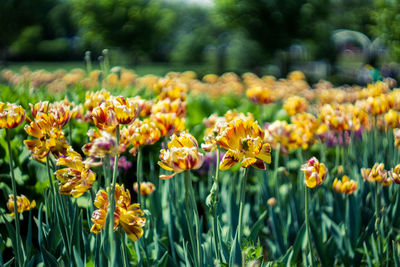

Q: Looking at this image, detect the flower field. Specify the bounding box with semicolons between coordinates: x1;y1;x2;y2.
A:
1;64;400;267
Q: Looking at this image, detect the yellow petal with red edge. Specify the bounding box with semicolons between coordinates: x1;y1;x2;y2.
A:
252;159;266;170
219;150;242;170
256;143;272;164
121;223;144;242
305;173;318;188
158;161;174;171
241;157;257;168
160;172;177;180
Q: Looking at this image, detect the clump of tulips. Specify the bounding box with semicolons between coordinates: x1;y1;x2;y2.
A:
1;66;400;266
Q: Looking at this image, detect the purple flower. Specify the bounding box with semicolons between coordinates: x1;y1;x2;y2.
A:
110;156;132;173
196;151;225;175
321;129;362;148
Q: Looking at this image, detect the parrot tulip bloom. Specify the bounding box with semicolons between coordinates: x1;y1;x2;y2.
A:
301;157;328;188
389;164;400;184
216;119;271;170
7;195;36;216
333;175;358;194
246;86;274;105
283;96;308;116
112;96;138;125
158;132;204;179
90;184;146;242
133;182;156;195
394;128;400;148
55;149;96;197
129;119;161;156
0;102;25;129
152;112;185;137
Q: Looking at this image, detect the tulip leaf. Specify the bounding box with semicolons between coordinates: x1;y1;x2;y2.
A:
40;244;59;266
310;219;331;266
291;223;306;263
276;247;294;266
3;258;14;267
270;207;285;256
73;246;84;267
155;251;168;267
229;229;242;267
363;242;373;267
1;214;17;254
25;209;33;259
393;241;400;267
249;209;267;243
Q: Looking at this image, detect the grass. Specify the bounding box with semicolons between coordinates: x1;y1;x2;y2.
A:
1;61;215;77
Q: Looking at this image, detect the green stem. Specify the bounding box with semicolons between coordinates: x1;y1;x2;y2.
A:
305;187;315;267
212;148;221;262
341;131;345;169
68;120;72;146
136;147;143;208
6;129;22;265
46;156;56;200
274;144;281;204
319;138;326;163
335;142;340;169
184;171;200;267
103;156;111;189
375;182;380;232
260;105;266;125
108;125;120;265
121;232;129;267
46;155;72;262
238;167;248;244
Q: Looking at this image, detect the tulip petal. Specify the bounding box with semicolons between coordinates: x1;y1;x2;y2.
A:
256;143;272;164
219;150;241;170
241;157;257;168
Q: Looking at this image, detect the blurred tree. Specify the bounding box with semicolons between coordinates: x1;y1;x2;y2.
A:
214;0;374;61
329;0;374;35
169;3;222;64
214;0;309;56
71;0;175;63
371;0;400;61
48;1;77;38
0;0;54;58
0;0;81;61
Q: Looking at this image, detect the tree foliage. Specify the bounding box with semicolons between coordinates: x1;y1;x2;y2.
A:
371;0;400;60
71;0;175;59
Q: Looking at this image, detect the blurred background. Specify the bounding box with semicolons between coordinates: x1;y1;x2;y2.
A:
1;0;399;84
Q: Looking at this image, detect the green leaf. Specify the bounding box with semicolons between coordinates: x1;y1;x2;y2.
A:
393;241;399;267
40;244;59;266
73;246;84;267
363;242;373;267
229;230;242;267
370;236;379;265
270;206;285;256
291;223;306;263
3;258;14;267
13;167;29;185
155;251;168;267
25;209;33;260
249;209;267;243
310;219;330;266
1;214;19;260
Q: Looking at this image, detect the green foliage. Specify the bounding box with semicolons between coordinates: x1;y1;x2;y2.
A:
37;39;72;60
9;26;43;58
215;0;314;54
71;0;175;62
371;0;400;61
